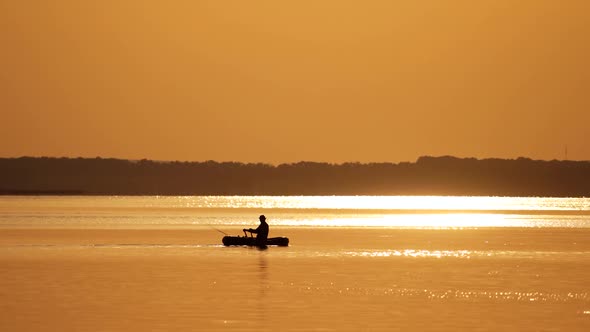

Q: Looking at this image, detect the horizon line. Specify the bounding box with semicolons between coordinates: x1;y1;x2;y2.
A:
2;154;588;165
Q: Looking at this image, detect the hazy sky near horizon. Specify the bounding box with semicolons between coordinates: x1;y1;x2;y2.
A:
1;1;589;163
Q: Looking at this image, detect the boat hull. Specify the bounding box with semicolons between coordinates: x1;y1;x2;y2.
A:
222;236;289;247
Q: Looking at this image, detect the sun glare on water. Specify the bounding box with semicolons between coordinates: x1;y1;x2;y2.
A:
301;213;515;228
241;196;590;228
1;195;589;229
235;195;588;211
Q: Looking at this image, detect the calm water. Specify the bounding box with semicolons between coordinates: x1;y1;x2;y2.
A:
1;196;590;331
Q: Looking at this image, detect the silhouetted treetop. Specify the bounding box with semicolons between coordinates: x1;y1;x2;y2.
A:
0;156;589;196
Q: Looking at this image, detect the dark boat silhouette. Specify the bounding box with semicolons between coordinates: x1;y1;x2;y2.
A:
222;234;289;247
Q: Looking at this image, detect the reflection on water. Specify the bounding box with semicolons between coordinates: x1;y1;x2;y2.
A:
84;195;589;211
290;213;519;228
2;196;590;229
346;249;473;258
257;253;268;328
3;195;590;211
293;285;588;303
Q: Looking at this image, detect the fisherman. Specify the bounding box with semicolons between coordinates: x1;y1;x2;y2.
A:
244;215;269;247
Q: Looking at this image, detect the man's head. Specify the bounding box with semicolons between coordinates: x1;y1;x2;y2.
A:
259;215;266;222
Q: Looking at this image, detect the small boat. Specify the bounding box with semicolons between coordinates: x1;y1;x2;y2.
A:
222;235;289;247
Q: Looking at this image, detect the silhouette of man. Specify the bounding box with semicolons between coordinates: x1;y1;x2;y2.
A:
244;215;269;247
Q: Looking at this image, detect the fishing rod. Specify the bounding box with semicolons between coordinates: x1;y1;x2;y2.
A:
210;226;229;236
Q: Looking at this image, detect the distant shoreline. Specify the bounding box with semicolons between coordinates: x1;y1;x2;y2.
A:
1;156;589;197
0;190;86;196
0;192;587;199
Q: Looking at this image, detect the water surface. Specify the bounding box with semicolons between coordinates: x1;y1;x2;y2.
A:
1;196;589;331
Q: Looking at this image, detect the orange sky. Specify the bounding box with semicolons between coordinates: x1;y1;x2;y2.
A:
1;1;589;163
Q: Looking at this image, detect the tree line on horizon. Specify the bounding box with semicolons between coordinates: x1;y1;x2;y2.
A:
1;156;589;197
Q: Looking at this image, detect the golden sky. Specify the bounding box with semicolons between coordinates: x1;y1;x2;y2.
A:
1;0;589;163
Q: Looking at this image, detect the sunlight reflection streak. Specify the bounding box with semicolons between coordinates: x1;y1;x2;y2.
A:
343;249;474;258
268;213;555;228
206;196;590;211
294;286;590;303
